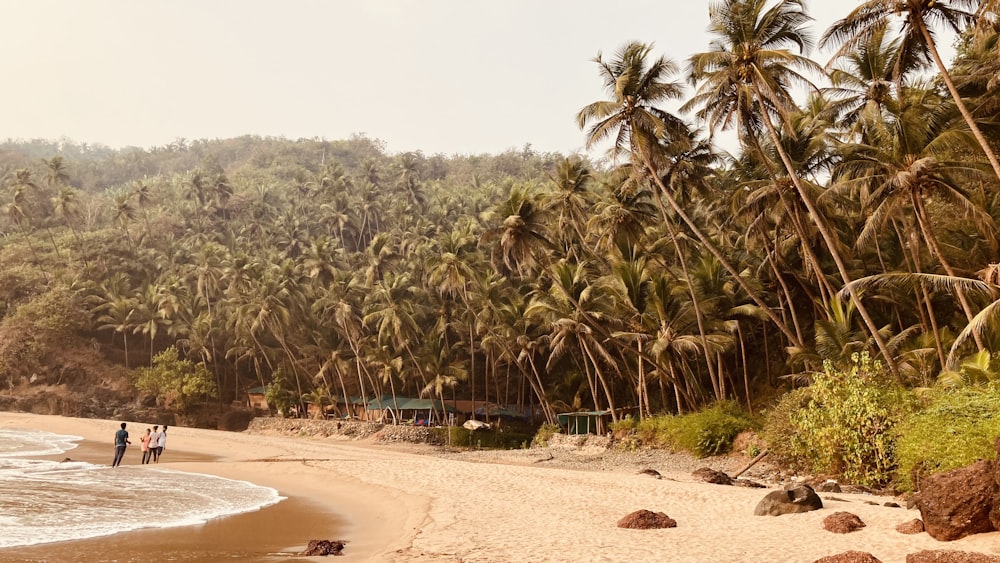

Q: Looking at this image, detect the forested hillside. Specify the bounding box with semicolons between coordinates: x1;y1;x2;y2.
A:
3;1;1000;451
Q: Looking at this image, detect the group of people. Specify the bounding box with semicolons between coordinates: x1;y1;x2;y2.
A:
111;422;168;467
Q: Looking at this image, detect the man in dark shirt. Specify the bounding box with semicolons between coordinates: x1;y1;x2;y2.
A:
112;422;131;467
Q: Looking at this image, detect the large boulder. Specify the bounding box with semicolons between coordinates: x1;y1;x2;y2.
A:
906;551;1000;563
823;512;866;534
617;509;677;529
916;460;996;541
814;552;882;563
754;483;823;516
302;539;345;556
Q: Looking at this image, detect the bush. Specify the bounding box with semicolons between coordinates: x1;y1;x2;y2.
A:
135;346;217;411
761;387;813;467
789;352;910;487
432;426;535;449
618;402;757;457
895;385;1000;491
532;422;561;447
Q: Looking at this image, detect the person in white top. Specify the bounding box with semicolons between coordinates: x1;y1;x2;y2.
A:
156;426;168;462
148;426;164;463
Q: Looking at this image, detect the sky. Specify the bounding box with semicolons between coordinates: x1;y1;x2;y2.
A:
0;1;951;157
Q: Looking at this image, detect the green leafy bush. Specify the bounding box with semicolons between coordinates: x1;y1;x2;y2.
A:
895;385;1000;491
620;402;756;457
432;427;535;449
135;346;217;411
789;352;909;487
761;387;813;467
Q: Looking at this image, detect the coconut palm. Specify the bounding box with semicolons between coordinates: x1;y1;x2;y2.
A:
821;0;1000;179
687;0;899;375
578;39;804;349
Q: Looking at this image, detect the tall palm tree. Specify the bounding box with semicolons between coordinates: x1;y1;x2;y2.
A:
821;0;1000;179
577;39;804;349
687;0;899;375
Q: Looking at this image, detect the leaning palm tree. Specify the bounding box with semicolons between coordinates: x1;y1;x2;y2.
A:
577;39;804;349
821;0;1000;180
687;0;899;375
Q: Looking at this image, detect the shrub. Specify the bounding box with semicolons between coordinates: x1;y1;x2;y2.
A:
761;386;813;467
895;385;1000;491
618;402;756;457
789;352;909;487
135;346;217;411
532;422;561;447
432;426;535;449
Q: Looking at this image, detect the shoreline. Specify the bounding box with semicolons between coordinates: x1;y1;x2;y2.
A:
2;413;1000;563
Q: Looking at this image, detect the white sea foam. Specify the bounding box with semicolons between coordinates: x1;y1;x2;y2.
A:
0;428;284;548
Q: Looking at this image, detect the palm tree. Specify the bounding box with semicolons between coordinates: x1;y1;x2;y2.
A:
687;0;899;375
577;39;804;349
821;0;1000;179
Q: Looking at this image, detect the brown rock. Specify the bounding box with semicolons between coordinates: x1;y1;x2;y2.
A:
302;539;345;556
823;511;866;534
916;460;997;541
617;509;677;529
906;550;1000;563
754;483;823;516
896;519;925;534
817;480;842;493
692;467;733;485
813;552;882;563
991;438;1000;531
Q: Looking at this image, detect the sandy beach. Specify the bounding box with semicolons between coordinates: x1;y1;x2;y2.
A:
1;413;998;563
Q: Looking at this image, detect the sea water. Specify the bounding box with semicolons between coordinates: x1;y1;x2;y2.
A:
0;428;283;548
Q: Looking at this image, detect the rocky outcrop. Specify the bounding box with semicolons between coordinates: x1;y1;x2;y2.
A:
754;483;823;516
813;552;882;563
248;417;385;440
906;550;1000;563
915;460;996;541
617;509;677;529
823;512;866;533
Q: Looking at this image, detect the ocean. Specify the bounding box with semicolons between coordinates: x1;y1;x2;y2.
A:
0;428;284;548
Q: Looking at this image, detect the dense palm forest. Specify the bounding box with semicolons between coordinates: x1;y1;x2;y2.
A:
3;0;1000;428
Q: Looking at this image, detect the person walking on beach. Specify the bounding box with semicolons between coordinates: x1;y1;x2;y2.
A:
149;425;163;463
155;425;168;463
112;422;131;467
140;427;153;464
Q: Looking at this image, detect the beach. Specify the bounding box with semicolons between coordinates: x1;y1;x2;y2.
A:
0;413;998;563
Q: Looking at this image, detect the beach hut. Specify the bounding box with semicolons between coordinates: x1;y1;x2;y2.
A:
246;386;269;411
557;410;613;435
366;396;459;426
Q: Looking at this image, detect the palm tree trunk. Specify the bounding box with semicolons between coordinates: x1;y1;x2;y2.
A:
752;84;900;378
639;155;803;348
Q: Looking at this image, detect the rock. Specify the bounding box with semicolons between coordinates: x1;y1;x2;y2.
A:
817;480;842;493
991;438;1000;531
915;460;996;541
813;551;882;563
734;478;766;488
302;539;345;556
617;509;677;529
754;483;823;516
823;511;866;533
896;519;925;534
692;467;733;485
884;502;901;508
906;550;1000;562
637;468;662;479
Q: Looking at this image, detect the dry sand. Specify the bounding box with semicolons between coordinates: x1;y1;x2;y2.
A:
1;412;998;563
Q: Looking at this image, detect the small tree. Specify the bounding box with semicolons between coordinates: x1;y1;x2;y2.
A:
135;346;217;411
791;352;909;487
264;369;297;417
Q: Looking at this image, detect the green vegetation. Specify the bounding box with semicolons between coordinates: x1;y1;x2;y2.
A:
433;427;535;450
895;384;1000;491
614;402;757;457
531;423;562;447
135;346;217;411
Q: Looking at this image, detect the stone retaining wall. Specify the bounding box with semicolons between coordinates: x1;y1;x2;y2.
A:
246;417;450;445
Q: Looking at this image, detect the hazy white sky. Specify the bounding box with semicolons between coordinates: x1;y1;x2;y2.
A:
2;1;940;156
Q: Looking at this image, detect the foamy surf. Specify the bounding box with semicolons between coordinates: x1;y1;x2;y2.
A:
0;428;284;548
